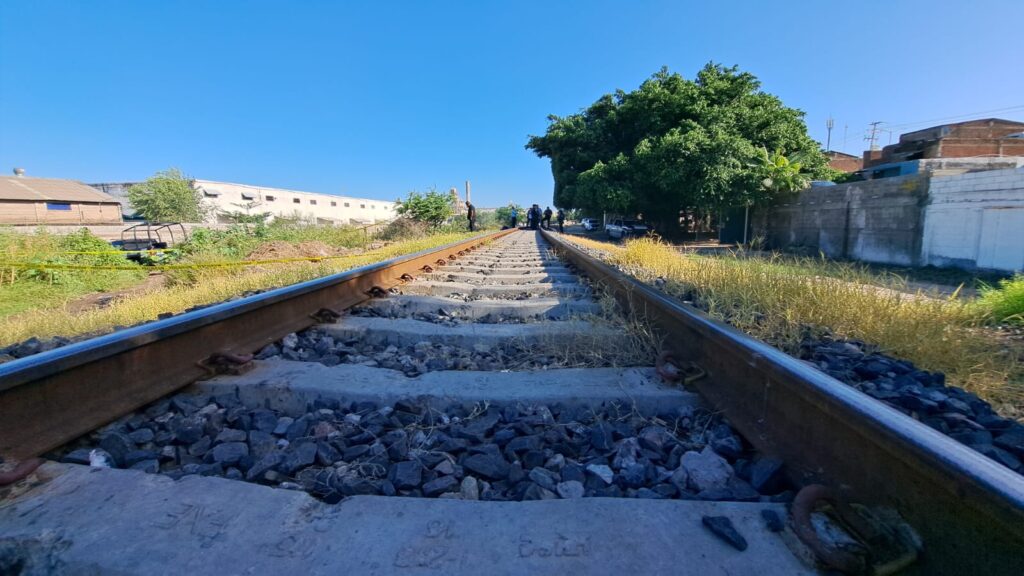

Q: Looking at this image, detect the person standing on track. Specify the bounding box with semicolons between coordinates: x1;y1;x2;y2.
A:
543;206;553;230
509;205;518;229
530;204;541;230
466;201;477;232
556;208;565;233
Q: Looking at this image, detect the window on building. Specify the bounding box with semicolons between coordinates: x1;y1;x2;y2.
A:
360;204;365;209
265;195;276;201
331;201;337;207
310;199;317;205
344;202;350;207
46;202;72;211
241;193;256;201
293;198;301;204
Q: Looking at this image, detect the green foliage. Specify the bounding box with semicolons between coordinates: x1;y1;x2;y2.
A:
755;148;811;198
395;188;455;227
0;228;142;287
177;221;367;260
220;200;272;225
375;218;430;242
474;210;501;230
832;170;862;184
0;228;145;317
494;204;524;226
526;64;829;235
977;275;1024;325
127;168;210;223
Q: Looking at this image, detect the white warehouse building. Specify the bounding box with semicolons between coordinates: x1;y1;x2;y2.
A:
194;180;398;226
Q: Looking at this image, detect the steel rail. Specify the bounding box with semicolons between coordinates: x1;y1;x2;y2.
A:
541;229;1024;576
0;229;514;461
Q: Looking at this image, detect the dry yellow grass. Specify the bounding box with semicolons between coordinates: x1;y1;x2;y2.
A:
0;233;478;347
561;235;1022;407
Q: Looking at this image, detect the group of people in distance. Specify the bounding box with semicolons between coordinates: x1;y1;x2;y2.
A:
508;204;565;232
463;201;566;233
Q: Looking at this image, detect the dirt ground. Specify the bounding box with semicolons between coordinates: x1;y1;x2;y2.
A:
66;273;167;313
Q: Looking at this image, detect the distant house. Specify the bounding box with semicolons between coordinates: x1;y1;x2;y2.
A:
825;151;863;173
857;118;1024;180
0;171;122;225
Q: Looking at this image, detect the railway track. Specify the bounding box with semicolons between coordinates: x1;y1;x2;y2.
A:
1;229;1023;575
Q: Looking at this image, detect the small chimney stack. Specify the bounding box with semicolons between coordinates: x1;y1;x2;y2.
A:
465;180;471;204
13;167;25;177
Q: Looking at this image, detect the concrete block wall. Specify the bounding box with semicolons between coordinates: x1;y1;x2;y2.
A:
760;168;1024;272
922;167;1024;271
762;174;928;265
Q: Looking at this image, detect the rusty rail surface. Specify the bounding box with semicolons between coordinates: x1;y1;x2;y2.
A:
0;229;514;461
541;229;1024;576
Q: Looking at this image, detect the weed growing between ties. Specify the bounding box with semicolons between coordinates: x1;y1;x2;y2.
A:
560;235;1022;407
518;286;659;369
0;233;478;347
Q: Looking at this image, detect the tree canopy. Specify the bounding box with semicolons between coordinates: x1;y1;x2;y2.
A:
395;188;454;227
526;64;829;234
494;204;523;225
127;168;210;223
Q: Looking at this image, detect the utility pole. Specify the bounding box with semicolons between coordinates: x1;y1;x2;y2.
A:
825;116;834;152
865;121;884;151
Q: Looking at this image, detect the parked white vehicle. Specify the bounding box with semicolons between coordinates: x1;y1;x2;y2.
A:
605;219;649;239
581;218;599;231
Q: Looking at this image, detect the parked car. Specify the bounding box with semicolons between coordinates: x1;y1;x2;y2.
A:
605;219;649;239
581;218;599;231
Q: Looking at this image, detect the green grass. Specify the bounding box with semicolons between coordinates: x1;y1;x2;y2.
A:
0;232;479;347
977;275;1024;325
0;227;148;319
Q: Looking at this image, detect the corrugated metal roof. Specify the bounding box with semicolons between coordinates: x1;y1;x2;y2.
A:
0;176;121;203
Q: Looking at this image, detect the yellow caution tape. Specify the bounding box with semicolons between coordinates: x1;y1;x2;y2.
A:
52;248;182;255
0;254;356;271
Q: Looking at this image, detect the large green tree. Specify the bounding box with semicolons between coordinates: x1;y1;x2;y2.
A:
526;64;829;236
127;168;210;222
395;188;454;227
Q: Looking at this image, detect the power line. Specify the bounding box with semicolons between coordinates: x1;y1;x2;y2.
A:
865;121;884;151
825;105;1024;155
882;104;1024;131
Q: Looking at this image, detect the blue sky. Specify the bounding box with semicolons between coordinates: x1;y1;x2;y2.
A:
2;1;1022;208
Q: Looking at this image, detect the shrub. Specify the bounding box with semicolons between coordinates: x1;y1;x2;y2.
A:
977;275;1024;325
395;189;454;227
127;168;211;223
375;218;430;242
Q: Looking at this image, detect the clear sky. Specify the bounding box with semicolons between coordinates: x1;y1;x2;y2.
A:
2;1;1022;208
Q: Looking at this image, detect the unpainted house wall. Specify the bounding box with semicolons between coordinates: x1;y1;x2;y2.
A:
0;201;122;225
760;174;928;265
922;167;1024;272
